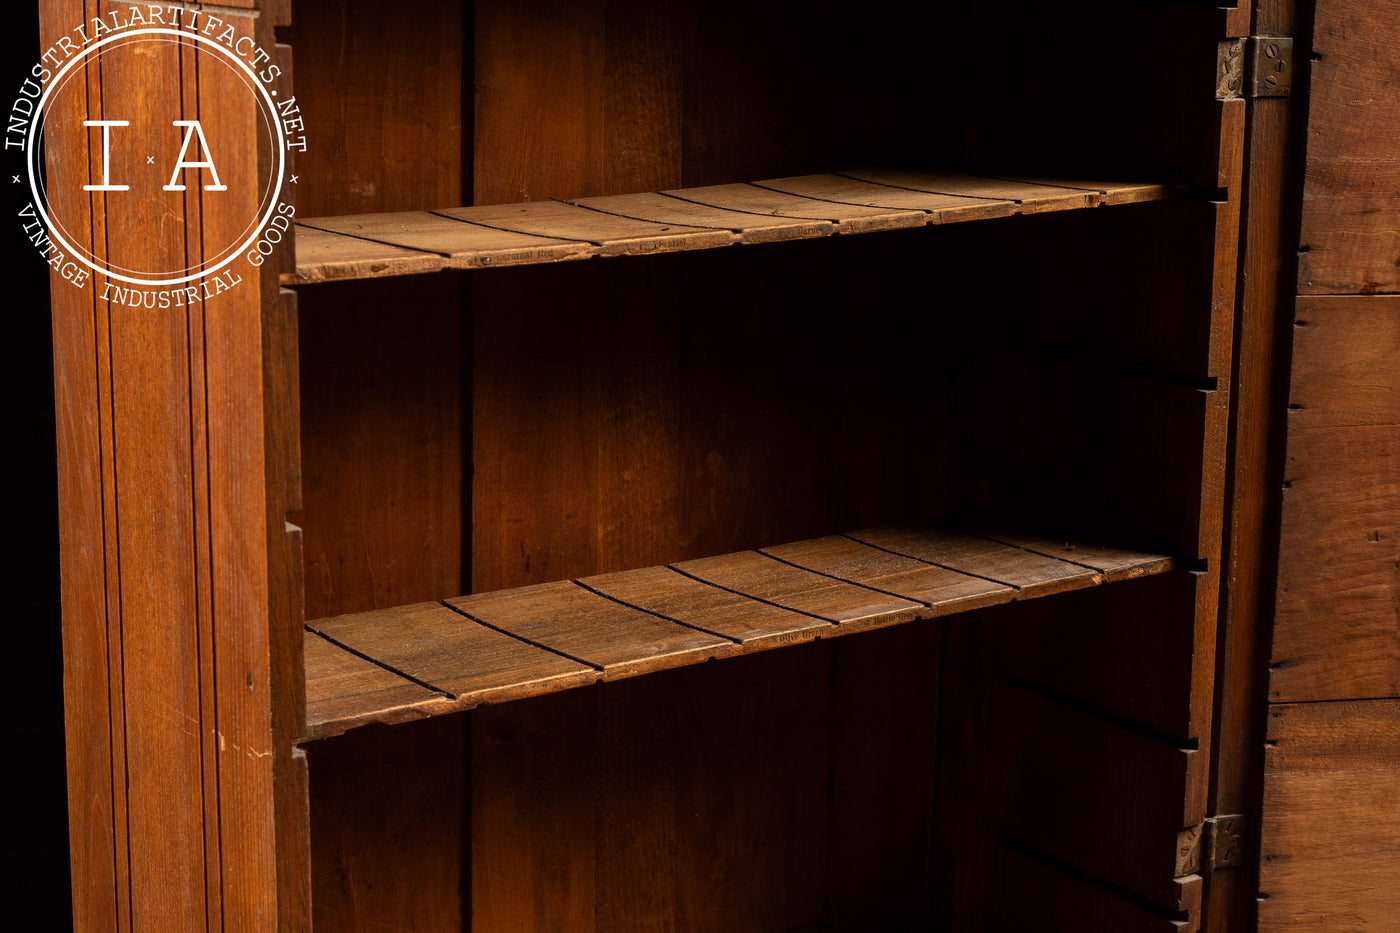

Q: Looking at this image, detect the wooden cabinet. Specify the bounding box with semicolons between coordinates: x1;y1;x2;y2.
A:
44;0;1347;929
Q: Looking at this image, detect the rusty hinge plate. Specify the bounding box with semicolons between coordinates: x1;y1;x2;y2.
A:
1248;37;1294;97
1176;814;1247;876
1220;37;1294;99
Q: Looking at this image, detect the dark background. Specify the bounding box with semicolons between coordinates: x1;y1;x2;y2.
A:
4;4;73;930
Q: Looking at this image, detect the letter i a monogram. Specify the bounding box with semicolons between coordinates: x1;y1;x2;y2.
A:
80;119;227;192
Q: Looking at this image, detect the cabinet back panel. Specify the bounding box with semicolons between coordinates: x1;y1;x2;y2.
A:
298;276;468;619
287;0;467;215
471;229;955;593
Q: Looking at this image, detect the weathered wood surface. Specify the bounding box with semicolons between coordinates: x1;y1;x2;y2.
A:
1260;701;1400;930
1272;296;1400;700
1298;0;1400;294
303;519;1173;739
285;171;1174;284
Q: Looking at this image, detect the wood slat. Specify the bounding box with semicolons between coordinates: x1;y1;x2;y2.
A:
946;518;1177;582
302;212;594;270
841;169;1097;212
302;630;449;736
848;525;1102;595
981;175;1175;206
756;173;1016;222
304;521;1172;737
669;182;927;233
292;224;445;282
446;580;733;673
309;602;596;735
437;201;734;255
580;565;831;648
671;549;925;628
761;535;1013;612
570;191;834;244
287;169;1173;284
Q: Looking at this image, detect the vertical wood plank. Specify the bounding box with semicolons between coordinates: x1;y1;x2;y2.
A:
829;622;940;929
472;692;599;931
309;717;466;932
1260;701;1400;931
1297;0;1400;293
96;2;207;925
298;276;466;617
603;0;682;194
287;0;464;214
474;0;605;204
44;1;123;926
1272;296;1400;700
669;645;833;933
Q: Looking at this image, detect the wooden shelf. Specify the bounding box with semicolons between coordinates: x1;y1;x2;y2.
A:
286;171;1172;285
303;516;1173;740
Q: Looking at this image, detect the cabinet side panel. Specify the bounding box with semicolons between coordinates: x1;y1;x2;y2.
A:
1260;701;1400;930
1297;0;1400;293
1272;296;1400;700
1264;0;1400;925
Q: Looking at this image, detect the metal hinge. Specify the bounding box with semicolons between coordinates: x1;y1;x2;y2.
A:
1218;37;1294;99
1176;814;1247;876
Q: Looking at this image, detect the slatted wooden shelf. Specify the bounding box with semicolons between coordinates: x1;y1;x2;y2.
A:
286;170;1173;284
303;517;1174;739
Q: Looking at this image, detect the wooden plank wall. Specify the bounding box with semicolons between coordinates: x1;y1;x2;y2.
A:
1261;0;1400;928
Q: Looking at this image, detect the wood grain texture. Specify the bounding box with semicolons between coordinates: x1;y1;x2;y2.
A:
571;191;835;243
1260;701;1400;931
302;630;446;732
297;275;466;619
305;521;1172;737
1207;3;1303;926
308;715;466;933
289;171;1174;283
286;0;464;215
1272;297;1400;701
1298;0;1400;293
43;0;121;927
471;643;841;932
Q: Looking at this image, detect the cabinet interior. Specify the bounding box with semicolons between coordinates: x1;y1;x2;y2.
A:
284;0;1229;929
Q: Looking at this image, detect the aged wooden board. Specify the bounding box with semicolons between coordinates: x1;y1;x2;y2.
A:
1297;0;1400;293
304;521;1173;737
302;630;448;734
1272;297;1400;701
840;169;1095;212
288;170;1174;283
570;191;835;243
1260;701;1400;931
